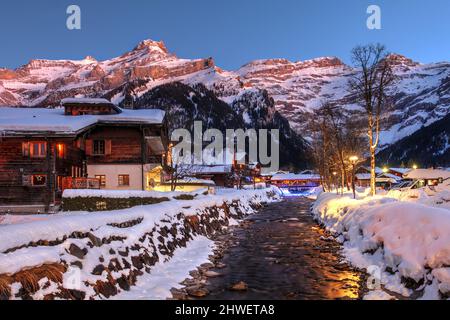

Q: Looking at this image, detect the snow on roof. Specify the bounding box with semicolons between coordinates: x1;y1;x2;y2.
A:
61;97;112;105
174;177;216;185
377;172;403;181
389;167;412;174
355;173;371;180
0;107;165;135
357;173;399;183
271;173;321;181
404;169;450;180
360;166;384;174
178;164;232;174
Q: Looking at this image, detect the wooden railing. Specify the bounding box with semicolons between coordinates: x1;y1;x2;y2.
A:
62;177;100;191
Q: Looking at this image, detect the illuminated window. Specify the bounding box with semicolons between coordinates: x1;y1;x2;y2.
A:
56;143;66;158
95;175;106;187
118;175;130;186
31;142;46;158
22;142;46;158
32;174;47;186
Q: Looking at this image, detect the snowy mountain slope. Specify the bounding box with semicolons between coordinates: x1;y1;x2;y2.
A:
0;39;449;149
377;113;450;167
119;82;311;169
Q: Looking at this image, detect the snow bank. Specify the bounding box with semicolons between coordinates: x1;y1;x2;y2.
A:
0;188;279;300
112;236;214;300
62;189;199;199
312;184;450;299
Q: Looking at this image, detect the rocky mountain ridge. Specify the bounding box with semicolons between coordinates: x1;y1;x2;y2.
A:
0;39;449;152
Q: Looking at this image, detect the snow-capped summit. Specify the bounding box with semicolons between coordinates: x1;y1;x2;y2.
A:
133;39;169;54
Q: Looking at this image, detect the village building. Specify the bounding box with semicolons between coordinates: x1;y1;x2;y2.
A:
0;98;167;213
270;172;321;195
388;167;412;178
403;168;450;187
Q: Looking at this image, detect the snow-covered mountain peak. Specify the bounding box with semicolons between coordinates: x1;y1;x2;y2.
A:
0;39;448;152
386;53;419;66
133;39;169;55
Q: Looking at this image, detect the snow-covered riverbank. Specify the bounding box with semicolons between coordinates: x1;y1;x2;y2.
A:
312;183;450;300
0;188;279;300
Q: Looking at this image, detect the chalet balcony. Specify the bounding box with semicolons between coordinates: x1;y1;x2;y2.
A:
61;177;100;191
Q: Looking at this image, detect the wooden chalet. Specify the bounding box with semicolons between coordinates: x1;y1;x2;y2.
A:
0;98;167;213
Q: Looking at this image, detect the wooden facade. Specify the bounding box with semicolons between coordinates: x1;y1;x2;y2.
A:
0;137;84;209
0;100;167;212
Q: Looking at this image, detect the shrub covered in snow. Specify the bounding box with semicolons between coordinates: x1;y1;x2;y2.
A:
61;189;210;211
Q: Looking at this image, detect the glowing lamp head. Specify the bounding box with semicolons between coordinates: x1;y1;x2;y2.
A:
382;167;389;173
349;156;359;164
412;164;418;170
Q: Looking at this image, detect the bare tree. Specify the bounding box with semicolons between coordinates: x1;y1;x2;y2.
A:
308;101;366;195
349;44;395;196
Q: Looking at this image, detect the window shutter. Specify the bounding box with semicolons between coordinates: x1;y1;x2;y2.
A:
105;140;112;155
22;142;30;156
85;139;93;155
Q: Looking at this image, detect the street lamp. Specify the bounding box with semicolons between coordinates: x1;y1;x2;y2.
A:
412;164;418;170
382;167;388;173
349;156;359;199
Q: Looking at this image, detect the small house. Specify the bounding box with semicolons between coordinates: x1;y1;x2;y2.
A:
0;98;167;213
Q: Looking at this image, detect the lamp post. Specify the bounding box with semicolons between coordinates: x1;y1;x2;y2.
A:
349;156;359;199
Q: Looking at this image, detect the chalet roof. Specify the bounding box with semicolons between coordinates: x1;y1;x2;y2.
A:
355;173;371;180
0;107;165;136
271;173;321;181
377;172;403;181
61;97;122;114
356;173;397;183
404;169;450;180
388;167;412;174
358;166;384;174
61;98;112;105
179;164;233;175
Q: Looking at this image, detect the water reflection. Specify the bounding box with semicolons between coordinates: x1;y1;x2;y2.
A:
191;198;364;300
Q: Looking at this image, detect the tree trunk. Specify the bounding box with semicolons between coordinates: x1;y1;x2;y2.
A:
369;130;376;196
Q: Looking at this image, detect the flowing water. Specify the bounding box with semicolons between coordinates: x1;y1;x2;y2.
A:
198;197;366;300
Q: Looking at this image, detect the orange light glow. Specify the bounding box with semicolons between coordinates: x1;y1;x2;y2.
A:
57;143;65;158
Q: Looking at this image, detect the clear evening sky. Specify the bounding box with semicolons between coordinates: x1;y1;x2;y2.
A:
0;0;449;70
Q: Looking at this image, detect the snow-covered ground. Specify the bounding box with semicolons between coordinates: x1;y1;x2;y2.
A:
312;181;450;300
0;188;279;300
112;236;214;300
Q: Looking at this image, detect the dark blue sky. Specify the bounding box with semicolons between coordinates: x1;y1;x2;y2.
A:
1;0;449;70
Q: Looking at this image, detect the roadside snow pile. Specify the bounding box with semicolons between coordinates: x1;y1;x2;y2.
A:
312;184;450;300
62;189;201;199
387;182;450;210
0;188;279;300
